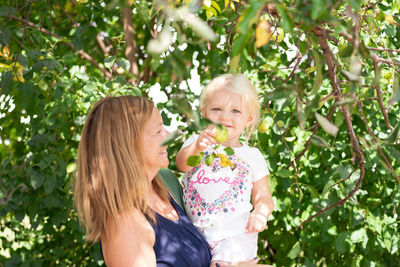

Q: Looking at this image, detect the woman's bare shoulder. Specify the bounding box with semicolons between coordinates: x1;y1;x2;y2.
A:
101;208;156;267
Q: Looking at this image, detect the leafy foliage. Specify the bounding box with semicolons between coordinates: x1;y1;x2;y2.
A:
0;0;399;266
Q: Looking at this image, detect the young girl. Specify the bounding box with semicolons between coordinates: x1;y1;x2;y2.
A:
176;74;274;266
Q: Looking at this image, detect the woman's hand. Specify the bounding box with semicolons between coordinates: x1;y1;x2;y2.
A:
210;259;273;267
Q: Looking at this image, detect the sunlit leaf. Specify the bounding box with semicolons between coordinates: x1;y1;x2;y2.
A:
147;28;173;54
161;130;182;146
287;241;301;259
386;123;400;143
315;112;339;136
205;154;214;166
223;147;234;156
390;72;400;104
310;135;330;147
116;58;131;71
187;155;201;167
255;19;272;47
178;7;217;41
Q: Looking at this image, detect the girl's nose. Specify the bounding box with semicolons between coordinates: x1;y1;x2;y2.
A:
219;111;230;122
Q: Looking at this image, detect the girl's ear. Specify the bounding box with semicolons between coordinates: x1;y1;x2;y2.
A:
246;115;254;127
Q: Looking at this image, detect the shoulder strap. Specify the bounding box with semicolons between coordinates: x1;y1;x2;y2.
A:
158;169;185;210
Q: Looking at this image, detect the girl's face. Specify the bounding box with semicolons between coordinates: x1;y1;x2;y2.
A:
142;107;170;179
202;88;253;147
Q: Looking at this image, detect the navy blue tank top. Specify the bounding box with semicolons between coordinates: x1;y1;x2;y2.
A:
152;196;211;267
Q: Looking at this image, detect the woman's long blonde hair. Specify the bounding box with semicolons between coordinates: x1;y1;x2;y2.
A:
74;95;168;242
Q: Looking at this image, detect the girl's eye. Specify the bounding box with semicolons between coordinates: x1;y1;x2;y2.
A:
232;109;241;113
211;108;221;111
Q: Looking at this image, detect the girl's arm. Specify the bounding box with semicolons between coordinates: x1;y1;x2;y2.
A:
246;175;274;233
101;209;156;267
176;129;217;172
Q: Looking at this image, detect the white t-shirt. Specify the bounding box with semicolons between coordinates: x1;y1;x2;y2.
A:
181;134;269;242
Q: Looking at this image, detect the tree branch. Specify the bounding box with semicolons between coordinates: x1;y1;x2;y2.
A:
370;52;393;130
297;27;367;228
283;50;304;83
122;5;139;82
298;165;365;229
7;15;113;79
357;101;400;184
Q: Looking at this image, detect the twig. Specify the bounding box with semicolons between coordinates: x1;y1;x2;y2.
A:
370;52;393;130
357;101;400;184
368;47;400;53
298;165;365;229
329;168;357;189
55;0;80;27
288;105;336;168
283;51;304;83
6;15;113;79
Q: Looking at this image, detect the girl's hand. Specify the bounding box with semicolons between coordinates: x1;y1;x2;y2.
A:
246;209;267;233
196;128;217;151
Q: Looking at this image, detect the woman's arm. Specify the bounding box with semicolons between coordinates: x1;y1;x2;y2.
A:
246;175;274;233
101;209;156;267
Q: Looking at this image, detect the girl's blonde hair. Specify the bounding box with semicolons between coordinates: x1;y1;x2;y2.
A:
74;95;168;242
200;73;260;139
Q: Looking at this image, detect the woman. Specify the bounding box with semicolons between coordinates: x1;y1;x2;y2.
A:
74;95;212;266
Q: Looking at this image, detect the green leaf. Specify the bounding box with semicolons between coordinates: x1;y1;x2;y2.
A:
104;56;116;69
311;49;323;94
147;28;173;55
387;123;400;143
287;241;301;259
310;135;330;147
223;147;234;156
350;228;367;243
44;175;57;193
187;155;201;167
237;0;263;33
178;7;217;41
161;130;181;146
28;168;45;189
0;6;17;16
275;5;294;33
276;169;293;178
116;58;131;71
67;162;77;174
232;31;253;56
311;0;327;20
315;112;339;136
335;232;350;253
205;154;214;166
349;0;361;11
14;209;25;222
322;180;336;197
390;72;400;104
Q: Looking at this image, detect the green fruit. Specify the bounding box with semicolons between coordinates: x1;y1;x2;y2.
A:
276;120;285;128
257;120;270;133
214;125;229;143
271;27;284;43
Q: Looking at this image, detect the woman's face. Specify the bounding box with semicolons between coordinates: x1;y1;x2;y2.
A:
142;106;170;179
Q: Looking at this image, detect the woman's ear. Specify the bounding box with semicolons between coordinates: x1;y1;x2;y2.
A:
201;108;206;117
